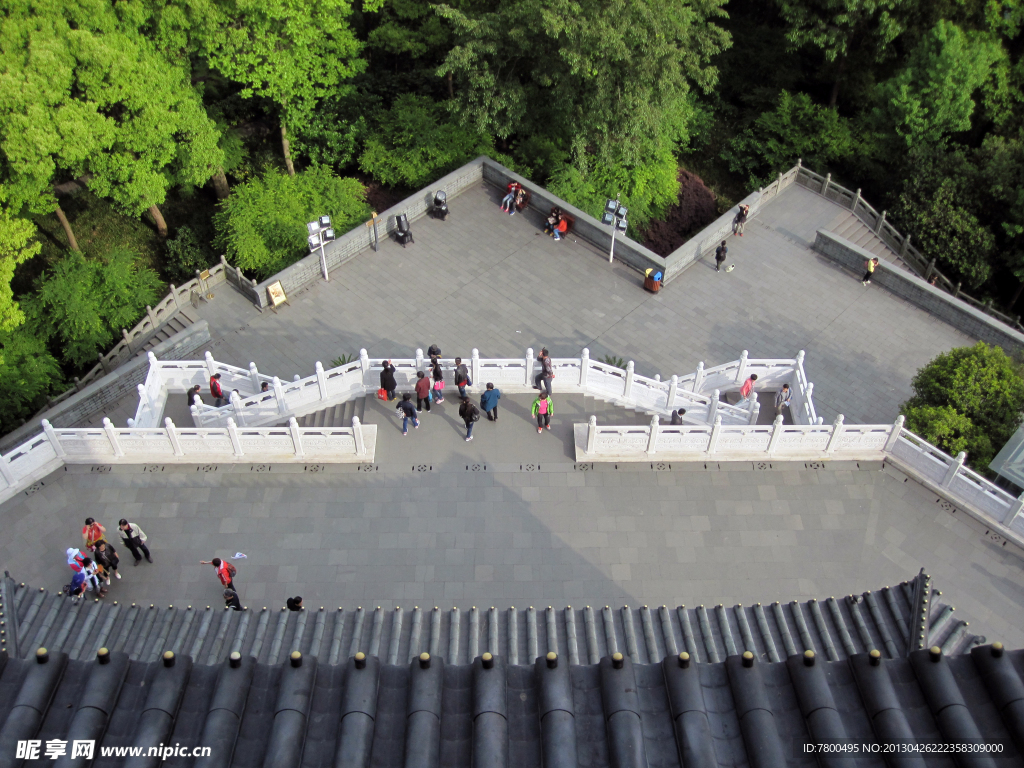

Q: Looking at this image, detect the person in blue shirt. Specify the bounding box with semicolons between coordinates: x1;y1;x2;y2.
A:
480;383;501;421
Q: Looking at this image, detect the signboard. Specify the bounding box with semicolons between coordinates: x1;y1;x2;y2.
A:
267;280;289;311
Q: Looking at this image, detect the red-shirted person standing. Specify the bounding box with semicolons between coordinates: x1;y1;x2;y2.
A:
209;373;225;406
82;518;106;551
200;557;237;590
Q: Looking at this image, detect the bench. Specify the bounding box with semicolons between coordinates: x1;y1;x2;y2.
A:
515;190;531;212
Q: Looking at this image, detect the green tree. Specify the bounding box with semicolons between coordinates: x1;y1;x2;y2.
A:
901;342;1024;471
723;90;854;187
0;200;41;334
214;166;369;277
165;225;216;282
0;326;62;433
26;250;162;368
358;94;492;188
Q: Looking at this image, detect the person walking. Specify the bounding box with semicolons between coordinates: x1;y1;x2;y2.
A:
414;371;432;413
187;385;203;408
670;408;686;425
81;557;107;596
430;356;445;403
396;394;420;435
380;360;397;401
454;357;470;399
862;258;879;286
715;241;728;272
210;373;226;406
480;383;501;421
82;517;106;551
740;373;758;400
459;396;480;441
534;348;554;396
775;384;792;416
94;540;120;584
427;343;442;359
733;204;750;236
532;393;553;433
200;557;237;590
118;519;152;565
224;589;242;611
287;596;304;611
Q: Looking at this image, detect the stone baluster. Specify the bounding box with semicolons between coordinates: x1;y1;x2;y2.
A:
148;351;158;367
667;375;678;411
190;404;202;427
472;348;480;387
127;418;135;427
226;418;244;457
293;374;301;382
748;393;759;425
647;415;660;455
249;363;261;391
315;361;328;401
416;348;424;373
623;361;635;400
795;350;805;369
122;328;133;354
272;377;288;415
353;416;366;456
137;384;150;414
735;350;748;383
164;418;184;456
707;415;723;454
586;416;597;455
204;351;217;378
822;173;831;197
851;188;861;213
103;418;124;458
0;449;14;486
767;415;785;454
289;417;304;457
825;415;845;455
230;391;245;422
883;415;905;452
706;390;719;425
1002;493;1024;527
146;305;157;327
169;284;180;310
525;348;534;388
874;210;887;234
580;348;590;387
900;233;912;258
359;348;370;382
942;452;966;488
41;419;66;458
693;362;704;392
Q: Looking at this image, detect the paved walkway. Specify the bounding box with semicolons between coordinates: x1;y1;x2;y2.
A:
186;182;973;426
3;458;1023;647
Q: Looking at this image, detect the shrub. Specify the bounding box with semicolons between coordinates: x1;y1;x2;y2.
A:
642;169;719;256
0;326;62;433
165;225;216;283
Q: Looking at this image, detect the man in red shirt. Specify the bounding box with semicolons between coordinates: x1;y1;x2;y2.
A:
209;373;225;406
82;518;106;551
200;557;237;590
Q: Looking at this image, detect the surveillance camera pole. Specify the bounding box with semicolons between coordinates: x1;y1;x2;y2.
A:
606;195;625;264
319;236;329;282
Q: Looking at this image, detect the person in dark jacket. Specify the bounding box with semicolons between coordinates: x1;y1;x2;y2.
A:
459;396;479;441
430;356;445;403
454;357;470;398
480;383;501;421
414;371;432;412
670;408;686;425
224;589;242;611
427;344;442;358
187;385;203;408
380;360;397;401
94;540;120;584
210;373;225;406
534;348;554;396
287;596;303;611
396;394;419;435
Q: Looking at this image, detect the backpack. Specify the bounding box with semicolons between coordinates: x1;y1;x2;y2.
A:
471;409;480;422
225;562;237;578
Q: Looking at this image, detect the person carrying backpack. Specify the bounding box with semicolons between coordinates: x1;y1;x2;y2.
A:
201;557;237;590
454;357;470;398
459;396;480;441
430;355;445;403
532;393;554;433
396;394;420;435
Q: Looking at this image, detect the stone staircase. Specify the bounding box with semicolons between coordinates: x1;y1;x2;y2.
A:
293;395;367;428
137;307;199;354
825;211;912;272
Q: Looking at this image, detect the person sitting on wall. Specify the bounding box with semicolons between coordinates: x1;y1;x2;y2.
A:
512;186;527;214
500;182;522;213
544;208;562;236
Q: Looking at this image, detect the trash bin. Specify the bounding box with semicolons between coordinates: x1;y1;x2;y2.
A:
644;269;662;293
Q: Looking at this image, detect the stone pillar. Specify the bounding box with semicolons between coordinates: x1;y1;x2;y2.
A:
579;348;589;387
851;188;861;212
137;384;150;414
647;415;660;454
360;348;370;379
795;350;805;369
249;363;260;391
942;452;966;488
900;233;912;258
315;361;328;401
273;377;288;415
205;351;217;378
825;415;845;455
169;284;180;310
735;351;748;383
416;348;424;373
103;418;124;458
924;259;936;282
707;415;723;454
146;305;157;327
164;418;184;456
623;361;635;399
289;417;304;457
226;418;244;457
1002;493;1024;527
190;404;202;427
41;419;66;458
0;451;14;486
884;415;905;452
471;348;480;387
748;393;759;425
693;362;704;392
586;416;597;455
353;416;366;456
667;375;679;411
707;390;719;425
122;328;132;355
822;173;831;197
875;210;887;234
767;415;784;454
525;348;534;388
230;391;245;422
147;351;158;367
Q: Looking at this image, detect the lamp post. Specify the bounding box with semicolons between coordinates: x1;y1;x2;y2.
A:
603;197;628;264
307;216;335;281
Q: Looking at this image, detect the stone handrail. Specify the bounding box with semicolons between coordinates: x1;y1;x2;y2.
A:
794;164;1024;333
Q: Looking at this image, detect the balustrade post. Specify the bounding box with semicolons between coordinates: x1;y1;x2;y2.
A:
137;384;150;414
735;351;748;383
580;348;589;387
359;348;370;379
1002;492;1024;527
777;171;783;190
795;350;805;369
122;328;132;354
315;361;328;401
874;210;887;234
273;376;287;415
707;390;720;425
103;418;124;458
586;416;597;455
851;188;861;212
169;284;180;310
226;418;244;457
0;450;14;486
249;363;260;391
883;415;905;453
230;391;245;422
942;452;966;488
127;418;135;428
190;404;202;427
667;375;679;410
924;259;936;281
693;362;704;392
146;305;157;327
953;282;961;299
822;173;831;197
647;415;660;455
707;415;723;455
164;418;184;456
147;351;158;368
204;351;217;378
825;415;845;455
767;415;785;454
471;348;480;388
748;393;760;425
900;233;912;258
353;416;366;456
623;361;635;400
525;348;534;388
289;417;304;457
416;348;424;373
293;375;301;382
41;419;66;458
98;353;110;376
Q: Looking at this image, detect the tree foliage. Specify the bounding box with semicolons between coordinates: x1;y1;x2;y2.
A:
901;343;1024;470
0;202;40;334
0;326;62;433
214;166;370;277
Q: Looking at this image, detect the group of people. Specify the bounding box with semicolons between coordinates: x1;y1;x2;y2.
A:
64;518;152;598
543;208;569;240
500;181;527;215
739;374;794;416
